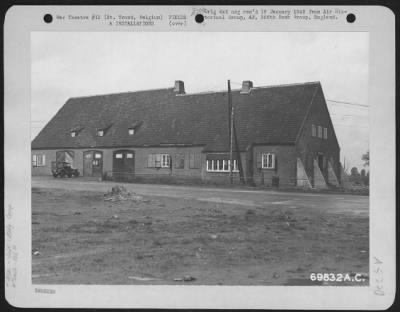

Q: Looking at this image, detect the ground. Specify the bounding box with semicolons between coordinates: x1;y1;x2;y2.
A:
32;177;369;285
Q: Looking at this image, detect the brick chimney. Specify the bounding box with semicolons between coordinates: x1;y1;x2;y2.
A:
241;80;253;93
174;80;185;94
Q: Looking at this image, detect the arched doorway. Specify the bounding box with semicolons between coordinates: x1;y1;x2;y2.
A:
56;150;75;166
83;150;103;177
113;150;135;181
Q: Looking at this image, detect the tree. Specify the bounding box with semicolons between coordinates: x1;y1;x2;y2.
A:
350;167;361;184
362;151;369;167
351;167;359;176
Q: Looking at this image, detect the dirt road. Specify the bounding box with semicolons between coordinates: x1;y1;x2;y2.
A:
32;177;368;216
32;177;369;285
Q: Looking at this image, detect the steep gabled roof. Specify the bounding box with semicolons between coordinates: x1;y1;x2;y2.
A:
32;82;321;151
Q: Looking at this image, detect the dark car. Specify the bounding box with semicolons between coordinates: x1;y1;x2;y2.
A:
51;161;80;178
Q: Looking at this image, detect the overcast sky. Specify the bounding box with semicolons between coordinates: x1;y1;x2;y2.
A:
32;31;369;170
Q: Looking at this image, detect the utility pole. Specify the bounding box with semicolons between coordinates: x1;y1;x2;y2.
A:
230;107;234;184
228;80;234;184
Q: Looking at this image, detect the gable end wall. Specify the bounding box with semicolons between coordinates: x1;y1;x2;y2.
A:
296;87;341;185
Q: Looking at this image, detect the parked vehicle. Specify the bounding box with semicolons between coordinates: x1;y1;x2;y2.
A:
51;161;80;178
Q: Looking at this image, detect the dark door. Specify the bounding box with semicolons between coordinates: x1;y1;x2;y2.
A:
318;154;324;173
113;150;135;181
83;151;103;177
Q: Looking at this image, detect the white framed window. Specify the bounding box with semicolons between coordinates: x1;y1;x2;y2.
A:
312;124;316;137
161;154;171;168
223;160;229;171
37;154;45;166
206;159;239;172
128;129;135;135
32;154;45;167
317;126;323;138
207;160;213;171
262;153;275;169
97;130;104;137
323;127;328;139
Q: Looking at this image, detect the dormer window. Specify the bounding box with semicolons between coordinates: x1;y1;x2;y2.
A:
70;126;83;138
128;121;142;136
96;123;112;137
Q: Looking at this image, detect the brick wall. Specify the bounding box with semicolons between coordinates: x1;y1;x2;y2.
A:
32;147;253;185
32;146;204;180
252;145;297;186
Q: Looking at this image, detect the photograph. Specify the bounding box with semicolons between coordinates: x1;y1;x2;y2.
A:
30;31;369;286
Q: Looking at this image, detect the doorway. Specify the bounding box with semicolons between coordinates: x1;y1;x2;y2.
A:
83;150;103;177
113;150;135;181
56;150;75;166
317;153;324;174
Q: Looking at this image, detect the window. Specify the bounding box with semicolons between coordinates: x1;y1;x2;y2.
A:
126;153;133;159
115;153;123;159
213;160;218;171
71;131;76;137
262;153;275;169
94;153;102;159
97;130;104;137
318;126;323;138
207;160;213;171
161;154;170;168
312;124;316;137
128;121;143;136
147;154;171;168
323;127;328;139
32;154;45;167
223;160;229;171
206;159;239;172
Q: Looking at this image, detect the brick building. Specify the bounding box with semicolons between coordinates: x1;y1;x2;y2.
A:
31;80;341;188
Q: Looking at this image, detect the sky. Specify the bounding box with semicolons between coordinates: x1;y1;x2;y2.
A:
31;32;369;171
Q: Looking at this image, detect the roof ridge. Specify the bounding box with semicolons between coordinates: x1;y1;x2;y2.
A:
251;81;321;90
177;81;321;96
68;81;321;100
68;87;174;100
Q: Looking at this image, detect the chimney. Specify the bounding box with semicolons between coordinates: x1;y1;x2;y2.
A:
241;80;253;93
174;80;185;94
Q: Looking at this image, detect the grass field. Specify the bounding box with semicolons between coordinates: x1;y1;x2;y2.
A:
32;186;369;285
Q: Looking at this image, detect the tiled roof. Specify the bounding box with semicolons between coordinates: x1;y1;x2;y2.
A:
32;82;321;151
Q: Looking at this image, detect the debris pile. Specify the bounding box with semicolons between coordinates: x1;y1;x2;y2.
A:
103;185;144;202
